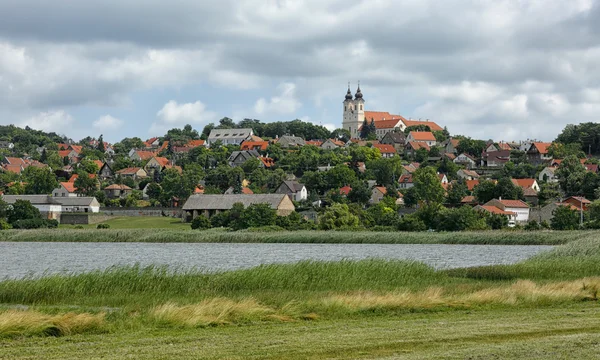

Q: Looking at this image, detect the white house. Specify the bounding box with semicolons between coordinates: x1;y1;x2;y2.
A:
457;169;480;180
454;153;478;169
207;128;253;146
406;132;437;147
484;199;530;223
2;195;100;220
275;181;308;202
539;167;558;183
53;182;78;198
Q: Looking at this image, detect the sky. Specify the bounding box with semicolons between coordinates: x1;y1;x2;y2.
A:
1;0;600;143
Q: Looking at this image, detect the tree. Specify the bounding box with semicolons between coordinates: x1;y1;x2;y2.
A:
551;205;580;230
556;155;586;195
22;167;58;195
7;200;41;224
234;203;278;230
359;119;369;139
146;183;163;201
412;167;445;205
456;137;486;157
347;181;371;205
97;134;106;153
191;216;212;230
318;203;359;230
74;171;98;196
486;213;509;229
538;182;562;206
446;180;468;206
330;128;351;142
495;177;524;200
368;157;401;186
435;206;488;231
473;180;497;204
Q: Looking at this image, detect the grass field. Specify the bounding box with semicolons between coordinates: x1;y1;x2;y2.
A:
1;233;600;358
59;216;190;229
2;226;598;245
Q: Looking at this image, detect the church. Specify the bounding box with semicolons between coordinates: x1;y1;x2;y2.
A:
342;84;443;140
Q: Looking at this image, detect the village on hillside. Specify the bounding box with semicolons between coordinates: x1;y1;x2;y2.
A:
1;85;599;231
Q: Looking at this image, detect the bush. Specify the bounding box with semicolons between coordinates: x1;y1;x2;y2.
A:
7;200;41;224
191;216;211;230
74;225;84;229
12;218;56;229
0;219;11;230
97;224;111;229
524;220;541;231
396;214;427;232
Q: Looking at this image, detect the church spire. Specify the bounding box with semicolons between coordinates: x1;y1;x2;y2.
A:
355;81;363;100
345;82;353;100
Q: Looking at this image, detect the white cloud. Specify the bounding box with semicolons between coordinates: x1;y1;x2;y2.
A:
93;115;123;130
151;100;218;133
254;82;301;115
20;110;74;132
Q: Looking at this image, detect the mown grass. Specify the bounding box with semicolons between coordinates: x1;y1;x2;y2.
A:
1;234;600;339
1;228;596;245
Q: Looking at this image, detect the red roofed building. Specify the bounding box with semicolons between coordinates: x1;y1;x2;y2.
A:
511;178;540;192
53;182;78;198
484;199;530;223
339;185;352;196
474;205;517;221
398;174;414;189
241;140;269;151
401;119;443;132
466;180;480;191
563;196;591;211
372;144;397;158
527;142;553;164
259;157;275;168
131;150;156;162
406;131;437;146
404;141;430;157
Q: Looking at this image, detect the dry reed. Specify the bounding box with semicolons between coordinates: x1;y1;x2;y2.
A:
0;310;105;338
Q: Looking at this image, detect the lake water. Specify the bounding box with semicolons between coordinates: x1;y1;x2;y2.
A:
0;242;553;279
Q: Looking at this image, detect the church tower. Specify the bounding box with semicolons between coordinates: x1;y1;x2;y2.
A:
342;83;365;138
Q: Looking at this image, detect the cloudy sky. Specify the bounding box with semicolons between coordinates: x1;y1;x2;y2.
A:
1;0;599;143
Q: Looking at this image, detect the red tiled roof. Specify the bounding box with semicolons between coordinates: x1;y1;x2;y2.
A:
511;178;537;188
104;184;132;190
585;164;598;173
565;196;591;204
241;187;254;194
116;167;143;175
359;119;403;130
374;186;387;194
135;151;155;160
372;144;396;154
259;157;275;168
68;173;97;183
444;153;456;160
498;142;511;151
194;186;204;194
152;156;170;167
2;164;23;174
402;120;443;131
531;142;552;154
339;185;352;195
240;141;269;151
305;140;323;146
498;199;529;208
69;145;83;154
399;174;413;184
4;157;26;165
186;139;205;148
57;143;69;150
164;164;183;174
60;182;77;193
461;195;476;203
407;141;430;151
409;131;436;142
364;111;406;123
58;150;72;158
466;180;480;191
92;160;104;169
159;141;169;152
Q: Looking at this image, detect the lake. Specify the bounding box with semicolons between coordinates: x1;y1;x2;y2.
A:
0;242;553;279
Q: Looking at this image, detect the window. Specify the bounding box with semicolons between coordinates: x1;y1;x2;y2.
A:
360;105;363;110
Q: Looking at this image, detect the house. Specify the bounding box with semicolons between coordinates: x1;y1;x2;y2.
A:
130;150;155;162
453;153;478;169
461;196;478;206
585;164;599;173
182;194;295;220
103;184;133;199
443;138;461;154
339;185;352;196
259;157;275;168
438;173;449;185
359;119;405;140
484;199;530;223
53;182;78;198
538;167;558;183
372;144;397;158
511;179;540;192
0;141;14;150
398;174;414;189
457;169;480;180
497;142;512;151
224;186;254;195
563;196;591;211
406;131;436;147
484;142;498;153
320;139;345;150
466;179;480;191
116;167;148;180
474;205;517;222
305;140;323;147
380;132;406;151
401;163;419;175
275;180;308;201
2;195;100;220
144;156;170;174
207;128;253;146
404;141;430;157
276;135;306;148
527;142;553;165
240;140;269;151
481;150;511;167
228;150;260;167
99;162;114;179
370;186;404;206
144;137;161;149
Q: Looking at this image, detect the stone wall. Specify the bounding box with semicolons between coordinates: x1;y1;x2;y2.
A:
99;207;183;218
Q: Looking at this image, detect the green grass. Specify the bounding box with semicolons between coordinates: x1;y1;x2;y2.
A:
1;234;600;358
1;227;596;245
59;216;190;230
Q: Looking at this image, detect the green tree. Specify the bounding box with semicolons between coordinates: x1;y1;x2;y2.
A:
191;216;211;230
435;206;488;231
446;180;468;206
97;134;106;153
23;167;58;195
473;180;497;204
347;181;371;205
330;128;351;142
7;200;41;224
234;203;278;230
556;155;586;196
146;183;163;201
551;205;580;230
318;203;360;230
412;167;445;205
74;171;98;196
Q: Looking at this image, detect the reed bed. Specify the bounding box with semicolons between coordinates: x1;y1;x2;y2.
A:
0;228;595;245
